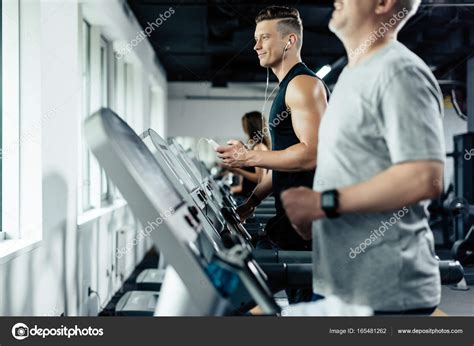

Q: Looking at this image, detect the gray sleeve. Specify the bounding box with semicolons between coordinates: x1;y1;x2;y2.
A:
379;66;446;164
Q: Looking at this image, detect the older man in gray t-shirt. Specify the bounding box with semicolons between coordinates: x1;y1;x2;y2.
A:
313;40;444;311
281;0;445;312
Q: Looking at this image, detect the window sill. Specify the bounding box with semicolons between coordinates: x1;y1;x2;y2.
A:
77;198;127;227
0;199;128;263
0;238;42;264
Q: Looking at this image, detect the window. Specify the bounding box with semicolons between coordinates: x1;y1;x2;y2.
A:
80;20;119;213
112;59;134;125
80;20;92;212
78;11;153;214
125;62;133;123
100;37;108;108
80;19;128;213
0;0;3;240
100;36;109;202
1;0;42;248
1;0;20;240
110;52;127;201
150;85;166;137
115;58;125;116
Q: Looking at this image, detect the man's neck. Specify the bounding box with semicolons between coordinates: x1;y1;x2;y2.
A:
343;28;397;67
271;55;302;82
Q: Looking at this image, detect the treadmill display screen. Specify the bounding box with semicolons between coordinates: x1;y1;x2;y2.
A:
169;143;202;185
148;131;198;191
105;110;184;211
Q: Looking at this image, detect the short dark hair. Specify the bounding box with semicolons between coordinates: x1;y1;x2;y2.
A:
255;6;303;47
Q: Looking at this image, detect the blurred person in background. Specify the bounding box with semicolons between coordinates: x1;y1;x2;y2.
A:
224;111;270;204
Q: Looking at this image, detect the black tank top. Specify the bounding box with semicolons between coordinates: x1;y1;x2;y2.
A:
269;62;330;214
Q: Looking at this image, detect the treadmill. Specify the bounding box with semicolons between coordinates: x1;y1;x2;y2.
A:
112;129;314;315
85;107;284;316
111;127;315;315
167;138;276;224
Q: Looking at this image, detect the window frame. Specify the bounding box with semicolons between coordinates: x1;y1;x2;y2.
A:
1;0;20;240
79;21;114;214
80;19;92;213
0;0;3;240
99;35;110;203
1;0;43;255
78;18;128;216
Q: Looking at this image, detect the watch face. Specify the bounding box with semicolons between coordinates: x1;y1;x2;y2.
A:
322;193;335;208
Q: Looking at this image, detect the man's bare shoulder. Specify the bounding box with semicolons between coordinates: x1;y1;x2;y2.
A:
286;75;327;102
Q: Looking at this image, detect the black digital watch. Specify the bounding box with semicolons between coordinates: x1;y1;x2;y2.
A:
321;189;340;219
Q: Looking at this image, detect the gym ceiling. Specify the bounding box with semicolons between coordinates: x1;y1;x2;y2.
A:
127;0;474;87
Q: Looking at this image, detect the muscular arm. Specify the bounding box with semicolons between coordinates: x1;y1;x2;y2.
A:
217;76;327;172
247;76;327;172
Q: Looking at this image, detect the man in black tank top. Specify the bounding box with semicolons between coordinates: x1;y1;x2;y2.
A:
217;7;329;252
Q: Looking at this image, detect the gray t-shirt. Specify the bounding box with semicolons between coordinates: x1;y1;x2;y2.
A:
312;41;445;311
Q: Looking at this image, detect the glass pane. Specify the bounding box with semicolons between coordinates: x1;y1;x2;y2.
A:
101;168;108;201
0;1;3;232
100;37;109;201
124;63;128;121
81;20;91;211
100;43;107;107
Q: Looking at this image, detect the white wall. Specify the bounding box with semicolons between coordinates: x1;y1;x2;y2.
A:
0;0;167;316
167;82;275;166
167;82;276;141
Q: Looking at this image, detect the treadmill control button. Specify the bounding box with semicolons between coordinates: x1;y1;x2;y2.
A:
188;206;201;224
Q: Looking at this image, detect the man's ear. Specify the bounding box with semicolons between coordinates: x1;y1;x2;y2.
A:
375;0;398;15
287;33;298;49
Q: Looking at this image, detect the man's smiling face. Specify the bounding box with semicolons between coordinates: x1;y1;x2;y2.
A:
254;19;287;68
